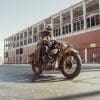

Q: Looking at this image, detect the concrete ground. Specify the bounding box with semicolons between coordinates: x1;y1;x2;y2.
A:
0;64;100;100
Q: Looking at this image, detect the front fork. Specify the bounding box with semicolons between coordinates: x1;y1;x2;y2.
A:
59;46;79;69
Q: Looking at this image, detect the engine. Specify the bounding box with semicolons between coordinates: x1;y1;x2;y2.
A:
41;40;60;68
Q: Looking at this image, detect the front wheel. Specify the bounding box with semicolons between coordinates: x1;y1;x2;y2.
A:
32;65;42;75
60;53;82;79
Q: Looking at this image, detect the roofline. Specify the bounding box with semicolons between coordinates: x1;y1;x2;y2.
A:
5;0;83;40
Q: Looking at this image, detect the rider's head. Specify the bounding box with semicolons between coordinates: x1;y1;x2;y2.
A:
45;24;53;32
40;24;54;39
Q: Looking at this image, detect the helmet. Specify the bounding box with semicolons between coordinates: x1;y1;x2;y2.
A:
44;24;53;31
40;24;53;32
40;24;53;38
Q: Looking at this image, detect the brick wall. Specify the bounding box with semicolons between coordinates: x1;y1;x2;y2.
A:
61;29;100;63
23;45;36;64
62;29;100;49
8;50;16;64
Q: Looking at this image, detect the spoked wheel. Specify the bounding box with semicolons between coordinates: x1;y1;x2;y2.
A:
60;53;82;79
32;65;42;75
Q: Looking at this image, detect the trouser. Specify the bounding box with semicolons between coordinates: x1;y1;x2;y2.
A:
34;43;42;65
41;45;49;63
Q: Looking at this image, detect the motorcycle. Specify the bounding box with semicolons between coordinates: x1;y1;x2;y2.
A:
28;39;82;79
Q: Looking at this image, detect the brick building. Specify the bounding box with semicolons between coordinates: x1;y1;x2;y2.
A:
4;0;100;64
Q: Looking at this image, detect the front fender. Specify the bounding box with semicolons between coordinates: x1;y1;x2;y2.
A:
65;47;78;54
59;47;79;69
70;48;78;54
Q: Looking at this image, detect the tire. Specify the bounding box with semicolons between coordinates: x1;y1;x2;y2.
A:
32;65;42;75
31;53;42;75
60;53;82;79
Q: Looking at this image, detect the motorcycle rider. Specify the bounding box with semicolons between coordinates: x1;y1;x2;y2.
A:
34;24;55;65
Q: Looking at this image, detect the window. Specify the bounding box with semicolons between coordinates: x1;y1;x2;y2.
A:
65;24;71;33
86;18;91;28
13;43;16;48
10;43;13;48
86;0;99;14
53;28;61;36
95;15;100;25
62;27;64;34
4;52;8;58
20;41;23;46
58;28;61;35
53;30;56;37
20;48;23;54
65;25;68;34
73;18;84;32
14;36;16;41
77;22;80;31
86;14;100;28
16;48;23;55
33;35;37;42
91;16;95;27
16;49;20;55
24;39;27;45
55;29;58;36
81;20;84;30
73;23;77;31
62;26;65;34
20;33;23;39
28;38;32;44
16;42;19;47
69;24;71;33
28;30;32;37
24;32;27;38
17;35;19;40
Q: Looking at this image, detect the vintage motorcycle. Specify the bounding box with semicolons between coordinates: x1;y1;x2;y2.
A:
28;26;82;79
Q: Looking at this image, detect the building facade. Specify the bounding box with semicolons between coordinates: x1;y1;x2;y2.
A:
0;56;2;64
4;0;100;64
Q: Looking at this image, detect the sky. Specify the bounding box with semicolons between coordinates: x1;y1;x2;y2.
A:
0;0;82;58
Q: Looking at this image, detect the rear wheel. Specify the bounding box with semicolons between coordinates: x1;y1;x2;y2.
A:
60;53;82;79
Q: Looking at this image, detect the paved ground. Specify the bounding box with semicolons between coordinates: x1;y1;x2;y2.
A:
0;64;100;100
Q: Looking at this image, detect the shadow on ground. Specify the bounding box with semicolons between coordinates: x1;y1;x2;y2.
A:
0;73;67;83
32;74;67;83
0;67;100;84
